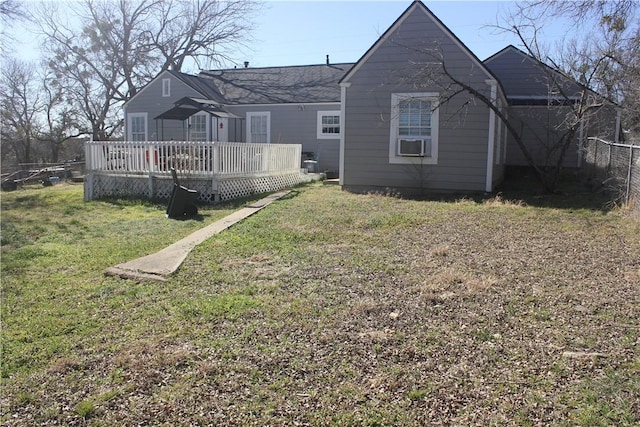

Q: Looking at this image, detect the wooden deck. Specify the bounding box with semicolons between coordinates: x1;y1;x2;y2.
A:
84;141;314;202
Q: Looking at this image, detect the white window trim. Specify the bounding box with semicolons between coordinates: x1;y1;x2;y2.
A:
317;110;341;139
188;112;210;141
389;92;439;165
162;78;170;97
246;111;271;143
127;112;148;141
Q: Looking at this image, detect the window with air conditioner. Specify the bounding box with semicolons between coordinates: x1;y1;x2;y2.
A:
397;138;429;156
389;93;439;164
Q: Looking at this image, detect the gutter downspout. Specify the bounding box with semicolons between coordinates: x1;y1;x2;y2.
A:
339;82;350;186
485;80;498;193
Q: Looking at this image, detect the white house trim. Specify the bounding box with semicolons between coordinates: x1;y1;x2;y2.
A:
485;80;498;192
162;78;171;97
127;112;148;141
339;82;350;185
317;110;341;139
228;102;341;108
389;92;439;165
188;111;210;141
246;111;271;143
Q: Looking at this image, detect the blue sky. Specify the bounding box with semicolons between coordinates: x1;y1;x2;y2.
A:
244;1;528;68
12;1;568;72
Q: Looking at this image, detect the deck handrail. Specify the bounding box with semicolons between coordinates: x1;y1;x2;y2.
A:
85;141;302;178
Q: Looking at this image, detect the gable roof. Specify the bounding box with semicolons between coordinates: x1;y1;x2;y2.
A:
340;1;497;84
171;71;225;103
124;69;223;107
198;63;353;105
484;45;601;104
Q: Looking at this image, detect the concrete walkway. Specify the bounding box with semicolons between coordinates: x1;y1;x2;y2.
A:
105;190;290;282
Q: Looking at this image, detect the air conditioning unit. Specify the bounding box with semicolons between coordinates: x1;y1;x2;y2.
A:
398;138;428;157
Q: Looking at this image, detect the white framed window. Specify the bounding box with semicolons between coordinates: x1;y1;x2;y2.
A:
389;93;439;164
189;112;208;141
246;112;270;143
317;110;341;139
162;78;170;97
127;112;147;141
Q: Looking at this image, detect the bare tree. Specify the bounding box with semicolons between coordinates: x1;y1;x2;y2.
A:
39;70;84;163
37;0;157;139
0;59;42;165
0;58;82;166
508;1;640;135
389;36;611;193
147;0;257;74
0;0;28;54
34;0;258;140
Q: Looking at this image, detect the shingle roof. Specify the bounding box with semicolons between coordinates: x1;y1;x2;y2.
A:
169;70;225;103
484;45;586;101
197;63;354;105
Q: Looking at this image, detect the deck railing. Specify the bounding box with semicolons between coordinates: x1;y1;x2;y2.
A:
85;140;302;178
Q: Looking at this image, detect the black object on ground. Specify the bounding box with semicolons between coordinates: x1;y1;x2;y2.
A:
166;168;199;219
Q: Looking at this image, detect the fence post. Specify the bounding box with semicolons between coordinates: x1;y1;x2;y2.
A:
85;141;92;172
213;143;220;174
147;142;154;200
84;174;94;201
626;146;633;205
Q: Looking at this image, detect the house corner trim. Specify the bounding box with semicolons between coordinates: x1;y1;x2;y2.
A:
339;83;350;185
485;79;498;192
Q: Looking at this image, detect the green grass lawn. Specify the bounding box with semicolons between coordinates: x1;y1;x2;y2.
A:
1;182;639;426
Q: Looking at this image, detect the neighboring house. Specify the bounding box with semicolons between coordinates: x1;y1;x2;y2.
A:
125;0;619;196
124;63;353;175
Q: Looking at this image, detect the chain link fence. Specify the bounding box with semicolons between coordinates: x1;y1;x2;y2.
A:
583;137;640;211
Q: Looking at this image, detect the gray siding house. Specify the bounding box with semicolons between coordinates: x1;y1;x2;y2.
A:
339;1;507;194
124;0;618;195
124;63;353;174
